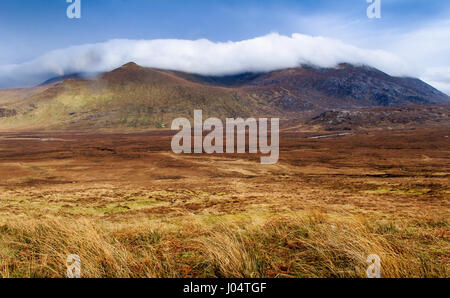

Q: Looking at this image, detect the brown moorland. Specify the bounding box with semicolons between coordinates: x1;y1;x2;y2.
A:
0;126;448;277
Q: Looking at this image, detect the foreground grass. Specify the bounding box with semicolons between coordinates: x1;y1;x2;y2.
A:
0;210;447;278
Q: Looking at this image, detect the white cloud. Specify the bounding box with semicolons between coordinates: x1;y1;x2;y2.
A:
388;20;450;95
0;33;413;89
422;67;450;95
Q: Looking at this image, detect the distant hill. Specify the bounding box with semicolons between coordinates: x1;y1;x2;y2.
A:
0;62;448;130
39;73;87;86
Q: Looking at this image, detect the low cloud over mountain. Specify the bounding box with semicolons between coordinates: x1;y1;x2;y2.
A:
0;33;413;90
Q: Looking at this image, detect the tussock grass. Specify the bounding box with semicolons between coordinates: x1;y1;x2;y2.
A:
0;210;447;278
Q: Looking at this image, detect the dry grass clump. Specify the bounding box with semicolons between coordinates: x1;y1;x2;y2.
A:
195;211;448;278
0;210;448;278
0;216;164;278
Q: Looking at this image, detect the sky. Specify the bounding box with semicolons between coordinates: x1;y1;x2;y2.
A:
0;0;449;94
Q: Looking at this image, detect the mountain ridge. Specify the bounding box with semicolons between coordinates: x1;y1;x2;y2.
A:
0;62;448;130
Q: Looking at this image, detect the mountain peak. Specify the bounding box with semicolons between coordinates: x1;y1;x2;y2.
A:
120;62;141;69
1;62;449;130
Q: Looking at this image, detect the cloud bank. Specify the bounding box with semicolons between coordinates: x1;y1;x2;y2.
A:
0;32;441;93
387;20;450;95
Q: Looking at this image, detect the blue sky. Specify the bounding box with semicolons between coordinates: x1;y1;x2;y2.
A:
0;0;448;63
0;0;449;93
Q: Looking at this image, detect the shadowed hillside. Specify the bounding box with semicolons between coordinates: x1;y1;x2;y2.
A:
176;63;449;109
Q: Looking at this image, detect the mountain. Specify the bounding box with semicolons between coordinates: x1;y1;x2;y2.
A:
0;62;448;130
176;63;449;109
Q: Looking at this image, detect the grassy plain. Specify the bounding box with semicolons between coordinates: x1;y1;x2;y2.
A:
0;128;448;277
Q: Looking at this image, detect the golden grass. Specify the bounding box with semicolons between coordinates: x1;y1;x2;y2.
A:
0;209;447;278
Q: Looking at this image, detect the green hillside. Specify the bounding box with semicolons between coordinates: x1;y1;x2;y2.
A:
0;63;256;130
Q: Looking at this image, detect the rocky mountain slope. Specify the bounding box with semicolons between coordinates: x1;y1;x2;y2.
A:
179;63;448;110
